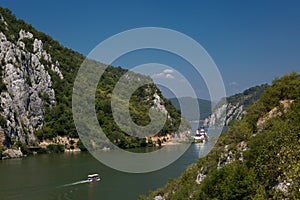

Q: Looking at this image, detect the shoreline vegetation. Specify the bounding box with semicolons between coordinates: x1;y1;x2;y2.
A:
0;130;192;160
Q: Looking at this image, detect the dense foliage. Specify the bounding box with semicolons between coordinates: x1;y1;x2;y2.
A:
227;83;269;107
142;72;300;200
0;7;186;149
94;66;185;149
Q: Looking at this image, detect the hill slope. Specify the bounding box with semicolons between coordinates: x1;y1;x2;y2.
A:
0;7;189;155
141;72;300;200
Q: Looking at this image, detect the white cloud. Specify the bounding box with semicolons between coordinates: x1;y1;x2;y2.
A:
151;68;175;79
165;73;175;79
163;69;173;74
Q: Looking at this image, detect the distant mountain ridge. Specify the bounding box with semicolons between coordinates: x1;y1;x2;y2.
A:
169;97;213;121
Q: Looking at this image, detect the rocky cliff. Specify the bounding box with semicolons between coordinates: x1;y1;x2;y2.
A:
0;24;64;145
204;84;268;128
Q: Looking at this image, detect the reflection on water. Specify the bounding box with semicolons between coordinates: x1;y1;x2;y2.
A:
194;143;206;157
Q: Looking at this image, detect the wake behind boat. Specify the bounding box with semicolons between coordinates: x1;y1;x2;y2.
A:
60;173;101;188
193;126;208;143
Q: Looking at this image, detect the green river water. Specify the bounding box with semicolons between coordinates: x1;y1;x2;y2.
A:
0;127;221;200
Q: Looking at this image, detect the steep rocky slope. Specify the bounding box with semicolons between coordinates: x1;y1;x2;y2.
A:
142;73;300;200
0;27;62;145
0;7;84;150
204;84;268;128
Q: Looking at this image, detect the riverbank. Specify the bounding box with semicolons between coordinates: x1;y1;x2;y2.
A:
0;136;82;160
39;136;81;151
0;129;192;160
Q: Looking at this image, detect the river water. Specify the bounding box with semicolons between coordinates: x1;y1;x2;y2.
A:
0;125;221;200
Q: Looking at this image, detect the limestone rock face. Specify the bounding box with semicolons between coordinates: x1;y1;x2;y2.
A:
0;26;63;145
152;92;168;114
3;148;23;158
204;102;244;128
204;85;268;128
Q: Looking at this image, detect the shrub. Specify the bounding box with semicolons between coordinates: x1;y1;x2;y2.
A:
46;144;64;153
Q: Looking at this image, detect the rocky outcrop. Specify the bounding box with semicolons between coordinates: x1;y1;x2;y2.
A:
3;148;23;158
154;195;165;200
0;14;8;29
256;100;294;132
152;92;168;115
273;180;291;196
204;84;268;128
217;141;248;169
195;172;206;185
204;102;244;128
0;26;63;145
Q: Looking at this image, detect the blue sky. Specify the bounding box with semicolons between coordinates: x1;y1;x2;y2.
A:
1;0;300;99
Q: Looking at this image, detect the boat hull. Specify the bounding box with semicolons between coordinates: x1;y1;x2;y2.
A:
193;138;207;143
88;177;100;182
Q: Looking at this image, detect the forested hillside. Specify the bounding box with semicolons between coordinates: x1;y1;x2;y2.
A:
142;72;300;200
0;7;187;155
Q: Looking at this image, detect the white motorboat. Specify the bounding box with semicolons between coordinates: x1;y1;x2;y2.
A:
87;174;101;182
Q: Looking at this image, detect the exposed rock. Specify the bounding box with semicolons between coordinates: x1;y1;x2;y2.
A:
237;141;248;152
195;172;206;185
51;61;64;79
18;29;33;40
273;180;291;196
0;27;64;145
257;100;294;132
0;14;8;29
33;38;43;53
0;32;6;42
218;145;235;169
217;141;248;168
152;92;168;115
204;102;244;128
17;41;25;50
0;131;5;147
154;195;165;200
3;148;23;158
204;84;268;128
